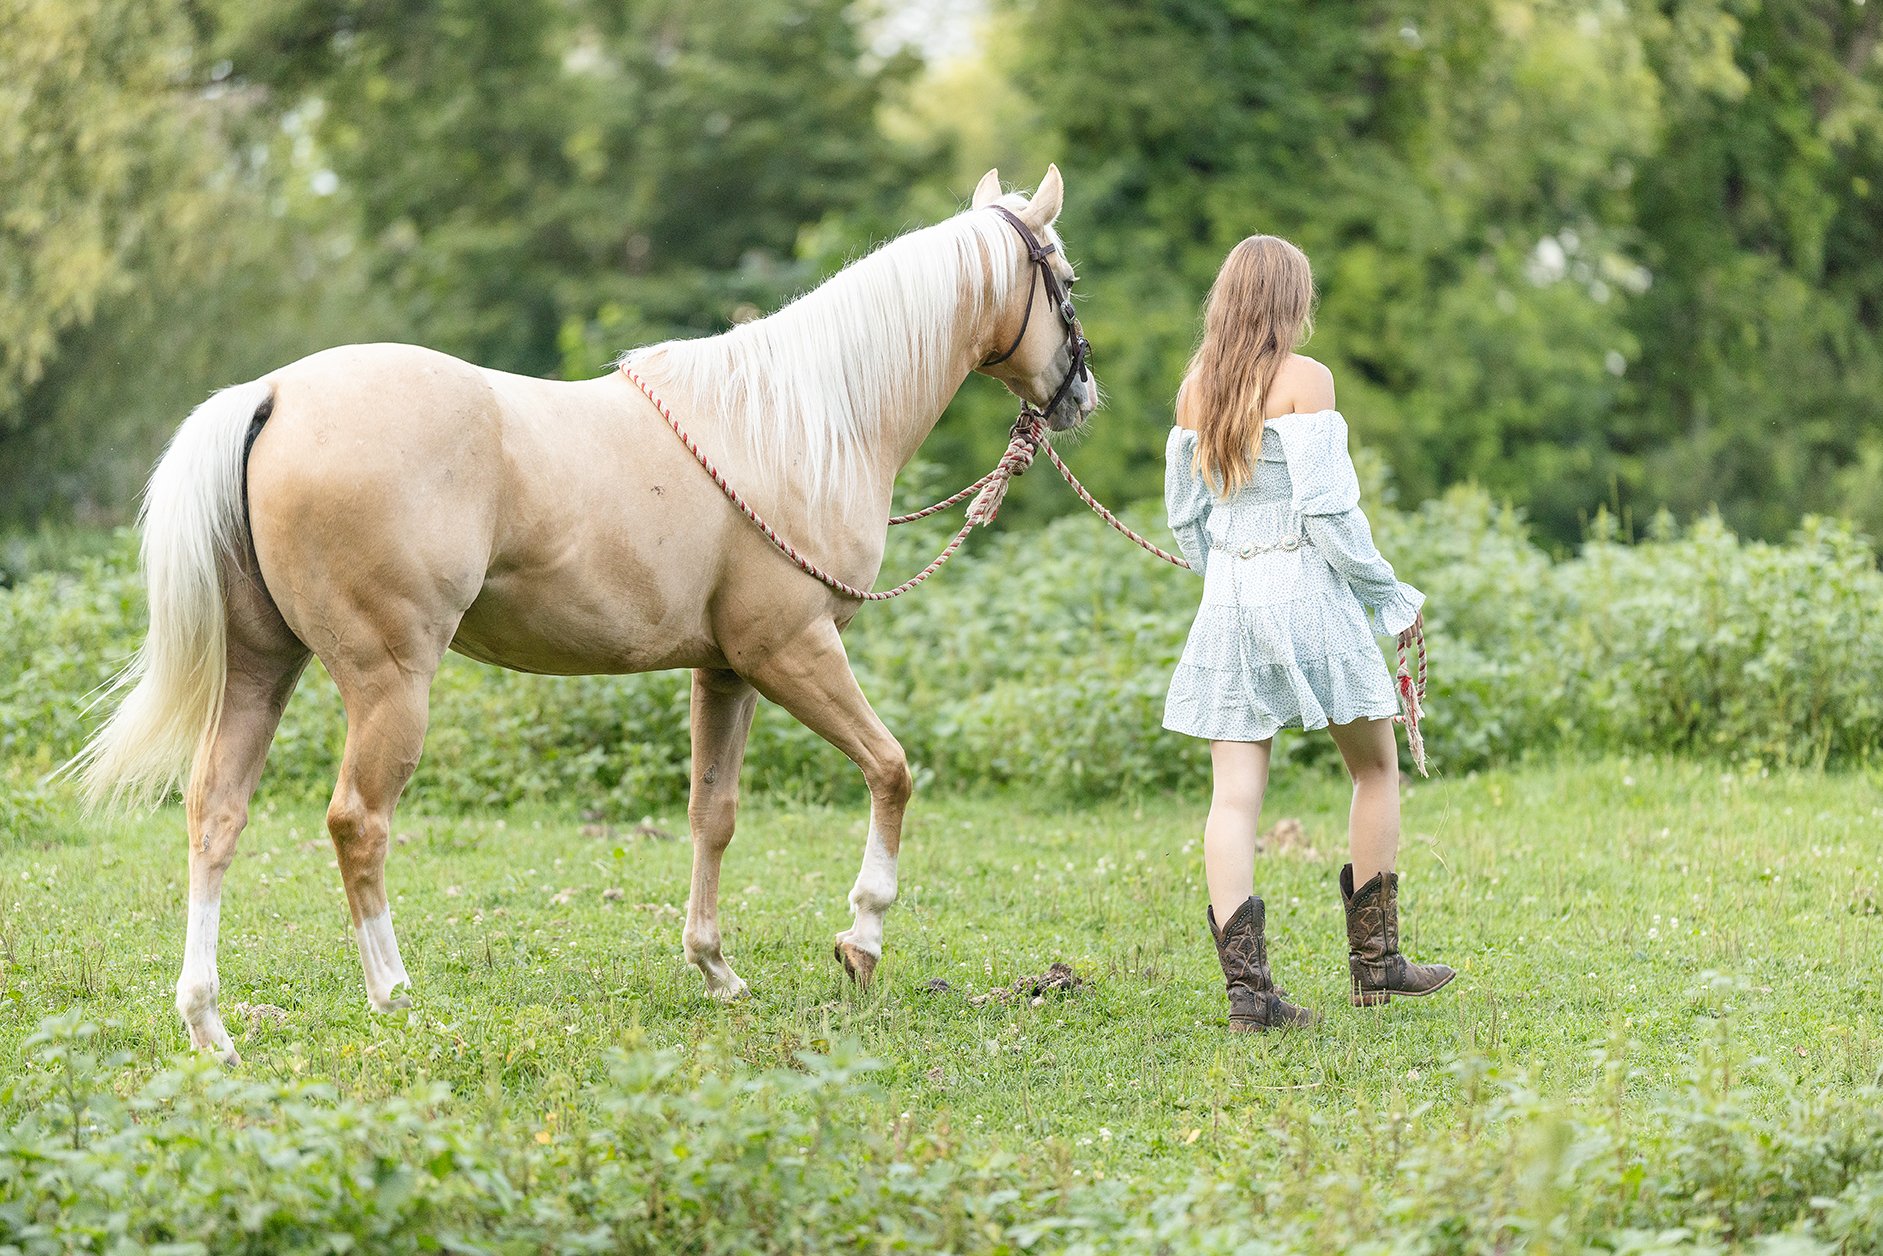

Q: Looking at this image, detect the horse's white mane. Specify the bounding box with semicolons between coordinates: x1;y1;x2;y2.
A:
623;196;1053;505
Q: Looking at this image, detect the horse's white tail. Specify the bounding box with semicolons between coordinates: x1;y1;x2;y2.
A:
72;380;275;810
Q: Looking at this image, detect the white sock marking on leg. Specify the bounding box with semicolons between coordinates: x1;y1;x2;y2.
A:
176;896;222;1019
843;826;898;956
175;895;237;1057
356;909;411;1009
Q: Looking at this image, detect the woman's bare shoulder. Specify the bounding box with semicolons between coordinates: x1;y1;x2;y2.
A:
1266;354;1336;418
1173;377;1200;430
1286;353;1335;389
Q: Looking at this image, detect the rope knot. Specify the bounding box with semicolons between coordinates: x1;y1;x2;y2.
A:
966;413;1046;526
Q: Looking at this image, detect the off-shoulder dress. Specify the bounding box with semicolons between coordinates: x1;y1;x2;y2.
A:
1163;412;1423;743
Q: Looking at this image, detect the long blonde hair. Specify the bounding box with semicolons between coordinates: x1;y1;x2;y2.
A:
1176;236;1315;495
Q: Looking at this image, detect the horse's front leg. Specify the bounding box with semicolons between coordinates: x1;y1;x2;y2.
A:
748;624;912;989
683;668;759;998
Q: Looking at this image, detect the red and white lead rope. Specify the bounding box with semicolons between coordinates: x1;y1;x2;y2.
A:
619;362;1001;601
619;361;1186;598
1395;628;1429;777
1036;440;1193;567
620;360;1431;768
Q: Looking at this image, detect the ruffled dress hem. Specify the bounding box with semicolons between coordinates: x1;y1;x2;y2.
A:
1161;700;1402;744
1163;649;1401;743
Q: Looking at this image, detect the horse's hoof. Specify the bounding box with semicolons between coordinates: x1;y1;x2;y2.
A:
707;975;750;1001
190;1036;240;1066
370;993;412;1013
181;1005;239;1065
835;941;878;988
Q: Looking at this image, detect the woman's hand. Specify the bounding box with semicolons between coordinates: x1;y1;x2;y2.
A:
1397;612;1423;651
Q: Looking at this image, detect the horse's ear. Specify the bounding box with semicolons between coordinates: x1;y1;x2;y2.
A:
1022;164;1064;229
971;168;1003;209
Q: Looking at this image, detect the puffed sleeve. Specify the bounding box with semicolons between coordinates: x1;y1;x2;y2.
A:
1269;411;1424;636
1165;427;1211;578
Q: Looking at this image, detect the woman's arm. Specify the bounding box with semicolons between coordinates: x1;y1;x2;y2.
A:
1165;426;1211;577
1301;507;1424;637
1268;367;1424;637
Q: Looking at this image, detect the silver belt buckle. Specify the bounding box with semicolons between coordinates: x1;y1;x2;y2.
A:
1231;536;1302;559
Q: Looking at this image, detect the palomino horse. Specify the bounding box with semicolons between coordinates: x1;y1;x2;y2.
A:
77;167;1093;1061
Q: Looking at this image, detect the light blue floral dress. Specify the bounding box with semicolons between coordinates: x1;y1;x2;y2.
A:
1164;412;1424;742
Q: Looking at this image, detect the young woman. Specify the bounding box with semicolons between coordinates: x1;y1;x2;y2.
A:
1164;235;1454;1031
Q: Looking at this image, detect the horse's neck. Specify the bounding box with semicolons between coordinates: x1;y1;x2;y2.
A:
637;233;1002;521
864;347;979;494
796;228;1009;504
782;300;984;516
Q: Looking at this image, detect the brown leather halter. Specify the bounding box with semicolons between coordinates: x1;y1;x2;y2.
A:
979;205;1091;425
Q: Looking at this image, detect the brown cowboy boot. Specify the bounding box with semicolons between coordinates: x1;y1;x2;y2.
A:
1341;864;1455;1006
1207;897;1321;1032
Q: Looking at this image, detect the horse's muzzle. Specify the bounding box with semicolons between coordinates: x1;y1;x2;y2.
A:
1046;371;1095;431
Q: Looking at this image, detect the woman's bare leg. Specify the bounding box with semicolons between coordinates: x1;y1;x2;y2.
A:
1204;738;1272;923
1329;716;1454;1002
1328;717;1399;886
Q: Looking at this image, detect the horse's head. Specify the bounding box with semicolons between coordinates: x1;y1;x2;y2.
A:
970;165;1095;432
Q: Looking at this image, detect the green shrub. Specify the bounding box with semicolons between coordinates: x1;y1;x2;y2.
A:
1;491;1879;824
3;1013;1881;1253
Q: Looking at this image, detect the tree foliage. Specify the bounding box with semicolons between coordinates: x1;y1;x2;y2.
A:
0;0;227;423
2;0;1881;544
991;0;1883;542
0;0;921;516
213;0;923;373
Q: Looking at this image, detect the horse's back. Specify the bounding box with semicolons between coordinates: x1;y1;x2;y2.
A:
243;342;735;677
259;341;503;459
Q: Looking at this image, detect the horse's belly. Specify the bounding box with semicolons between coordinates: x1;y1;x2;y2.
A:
449;561;723;676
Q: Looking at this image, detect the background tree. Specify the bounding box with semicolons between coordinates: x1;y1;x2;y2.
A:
1627;0;1883;541
985;0;1883;543
0;0;253;517
216;0;925;373
0;0;222;416
0;0;924;520
986;0;1659;540
4;0;1882;548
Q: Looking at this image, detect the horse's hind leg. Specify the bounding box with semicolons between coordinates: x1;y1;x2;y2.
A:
177;619;308;1062
682;668;759;998
746;623;912;989
324;656;439;1012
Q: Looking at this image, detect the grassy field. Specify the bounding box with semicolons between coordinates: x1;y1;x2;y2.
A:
6;755;1881;1145
4;755;1883;1249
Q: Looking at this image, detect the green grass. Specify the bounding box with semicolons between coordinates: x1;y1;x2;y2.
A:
4;753;1880;1186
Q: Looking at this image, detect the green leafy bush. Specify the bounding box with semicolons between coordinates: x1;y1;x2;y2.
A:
3;1013;1881;1253
2;491;1879;824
